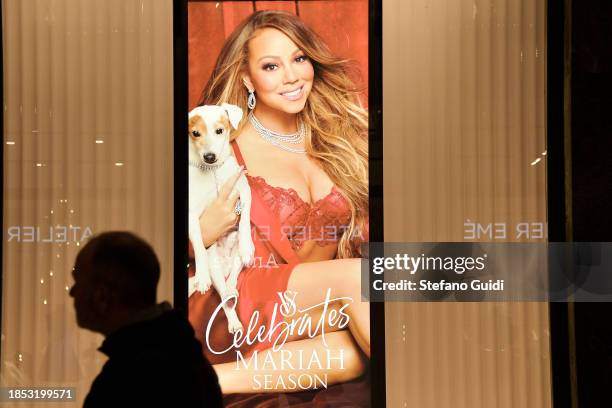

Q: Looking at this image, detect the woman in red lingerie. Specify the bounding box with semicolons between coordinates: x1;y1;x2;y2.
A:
188;10;369;402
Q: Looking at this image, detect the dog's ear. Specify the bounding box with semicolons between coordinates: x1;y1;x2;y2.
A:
188;115;200;129
188;114;206;136
221;103;243;130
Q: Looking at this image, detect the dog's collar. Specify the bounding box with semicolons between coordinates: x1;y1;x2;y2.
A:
189;160;223;171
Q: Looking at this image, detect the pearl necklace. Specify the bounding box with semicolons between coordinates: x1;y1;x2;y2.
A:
248;111;306;154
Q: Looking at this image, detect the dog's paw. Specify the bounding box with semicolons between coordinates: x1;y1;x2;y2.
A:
227;316;243;334
188;277;198;297
239;239;255;267
194;274;212;293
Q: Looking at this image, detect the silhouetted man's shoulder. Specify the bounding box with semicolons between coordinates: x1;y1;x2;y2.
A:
84;308;222;407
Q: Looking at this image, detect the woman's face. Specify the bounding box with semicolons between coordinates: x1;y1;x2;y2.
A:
244;28;314;115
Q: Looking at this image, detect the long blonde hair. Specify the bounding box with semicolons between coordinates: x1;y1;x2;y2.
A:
200;10;368;258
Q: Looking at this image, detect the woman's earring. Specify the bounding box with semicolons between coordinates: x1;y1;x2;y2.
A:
247;90;256;110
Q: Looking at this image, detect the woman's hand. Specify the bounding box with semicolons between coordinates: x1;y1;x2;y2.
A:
200;167;245;247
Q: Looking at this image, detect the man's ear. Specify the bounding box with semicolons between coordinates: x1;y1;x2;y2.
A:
221;103;243;129
93;285;111;315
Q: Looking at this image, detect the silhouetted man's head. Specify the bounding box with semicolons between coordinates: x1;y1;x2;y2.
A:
70;231;160;334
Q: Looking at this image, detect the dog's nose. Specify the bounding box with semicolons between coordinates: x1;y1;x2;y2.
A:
203;153;217;164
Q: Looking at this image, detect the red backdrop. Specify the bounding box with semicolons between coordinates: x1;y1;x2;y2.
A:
188;0;368;110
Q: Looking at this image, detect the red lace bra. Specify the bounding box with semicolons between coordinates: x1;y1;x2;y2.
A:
231;141;352;251
247;174;351;251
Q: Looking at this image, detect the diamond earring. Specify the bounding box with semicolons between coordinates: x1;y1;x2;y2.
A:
247;90;256;110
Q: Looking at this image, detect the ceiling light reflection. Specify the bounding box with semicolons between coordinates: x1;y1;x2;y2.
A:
531;158;542;166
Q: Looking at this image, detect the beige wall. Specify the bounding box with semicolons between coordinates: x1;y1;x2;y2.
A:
1;1;173;406
383;0;551;407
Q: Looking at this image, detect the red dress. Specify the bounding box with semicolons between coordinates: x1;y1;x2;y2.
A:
188;142;352;365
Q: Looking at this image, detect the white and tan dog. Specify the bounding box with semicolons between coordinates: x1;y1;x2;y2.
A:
188;103;254;334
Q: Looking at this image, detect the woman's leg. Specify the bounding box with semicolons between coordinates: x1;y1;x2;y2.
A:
285;258;370;357
215;330;366;394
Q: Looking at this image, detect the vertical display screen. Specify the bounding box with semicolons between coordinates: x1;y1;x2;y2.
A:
187;1;371;405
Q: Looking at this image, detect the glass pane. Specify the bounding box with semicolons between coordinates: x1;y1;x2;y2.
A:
383;0;550;407
1;1;174;406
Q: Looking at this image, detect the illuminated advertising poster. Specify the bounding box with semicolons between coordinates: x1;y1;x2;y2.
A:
187;1;370;405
